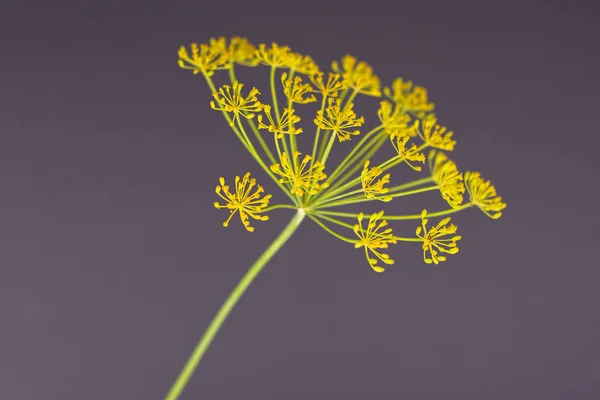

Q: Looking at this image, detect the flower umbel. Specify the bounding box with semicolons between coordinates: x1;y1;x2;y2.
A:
407;114;456;151
310;72;346;98
257;105;303;138
383;77;435;118
332;55;382;97
210;81;262;126
361;160;392;202
214;173;272;232
416;209;461;264
178;42;228;77
314;98;364;142
428;150;465;209
270;151;329;196
464;171;507;219
353;211;397;272
227;36;260;66
390;132;426;171
281;73;317;104
378;101;411;134
170;36;510;400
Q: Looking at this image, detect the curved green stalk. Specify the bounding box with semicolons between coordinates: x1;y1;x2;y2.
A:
313;203;472;220
164;209;306;400
314;185;439;209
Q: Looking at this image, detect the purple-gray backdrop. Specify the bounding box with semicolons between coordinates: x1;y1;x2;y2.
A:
1;0;599;399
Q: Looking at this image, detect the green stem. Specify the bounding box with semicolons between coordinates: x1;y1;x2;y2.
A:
310;96;328;165
164;209;306;400
228;65;276;165
315;185;439;209
270;66;281;120
314;203;472;220
325;126;383;185
307;215;355;244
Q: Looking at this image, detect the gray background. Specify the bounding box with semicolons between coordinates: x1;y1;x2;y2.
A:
1;0;599;399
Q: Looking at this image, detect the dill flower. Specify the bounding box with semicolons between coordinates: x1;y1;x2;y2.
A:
416;209;461;265
310;72;346;98
210;81;262;126
332;55;382;97
353;211;397;273
378;101;411;134
270;151;329;196
405;114;456;151
178;42;228;77
228;36;260;66
214;173;272;232
464;171;507;219
255;43;294;68
257;105;303;138
390;132;426;171
428;150;465;209
361;160;392;202
287;53;320;75
168;36;509;400
383;77;435;118
281;73;317;104
314;98;365;142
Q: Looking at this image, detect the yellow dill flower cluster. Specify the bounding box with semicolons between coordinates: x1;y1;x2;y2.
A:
178;36;507;272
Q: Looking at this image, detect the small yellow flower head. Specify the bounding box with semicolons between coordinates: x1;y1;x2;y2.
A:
281;73;317;104
314;98;365;142
214;173;272;232
409;114;456;151
228;36;260;66
428;150;465;209
416;209;461;265
383;78;435;118
178;42;228;77
310;72;346;98
270;151;329;196
360;160;392;202
255;43;294;68
353;211;397;273
332;55;382;97
464;171;507;219
287;52;320;75
389;132;426;171
257;105;303;138
377;101;411;134
210;81;263;126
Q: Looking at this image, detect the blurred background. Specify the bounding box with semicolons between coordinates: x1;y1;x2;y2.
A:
1;0;599;399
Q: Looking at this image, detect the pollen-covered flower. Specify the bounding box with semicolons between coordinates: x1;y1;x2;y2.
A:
407;114;456;151
428;150;465;209
281;73;317;104
377;101;411;134
353;211;397;273
383;78;435;118
360;160;392;202
464;171;506;219
210;81;263;126
255;43;294;68
314;98;365;142
332;55;382;97
178;42;228;77
214;173;272;232
270;151;329;196
390;132;426;171
416;209;461;264
257;105;302;138
228;36;260;66
310;72;346;98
